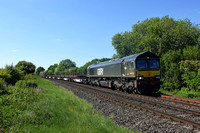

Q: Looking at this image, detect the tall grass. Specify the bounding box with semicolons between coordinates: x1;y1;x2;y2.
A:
0;84;41;132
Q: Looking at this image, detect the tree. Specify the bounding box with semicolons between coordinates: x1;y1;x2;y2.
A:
161;46;200;91
182;45;200;60
56;59;76;74
46;64;58;75
112;15;200;57
15;61;36;74
161;50;183;90
36;67;45;75
78;58;111;75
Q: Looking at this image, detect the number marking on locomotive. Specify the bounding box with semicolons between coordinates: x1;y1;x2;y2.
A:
97;68;104;75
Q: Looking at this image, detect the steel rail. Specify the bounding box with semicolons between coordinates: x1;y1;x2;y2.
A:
161;95;200;104
130;94;200;109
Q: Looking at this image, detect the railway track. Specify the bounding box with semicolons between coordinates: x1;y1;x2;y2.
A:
128;93;200;110
161;95;200;104
48;79;200;131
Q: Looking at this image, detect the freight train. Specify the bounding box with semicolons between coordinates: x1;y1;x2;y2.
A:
46;51;162;94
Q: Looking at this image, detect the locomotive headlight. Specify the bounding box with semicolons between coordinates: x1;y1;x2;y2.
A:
156;76;161;79
138;76;143;80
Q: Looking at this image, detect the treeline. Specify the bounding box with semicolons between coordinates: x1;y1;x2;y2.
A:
112;15;200;95
45;58;111;76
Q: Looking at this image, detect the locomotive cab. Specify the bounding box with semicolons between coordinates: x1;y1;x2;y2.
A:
134;53;161;93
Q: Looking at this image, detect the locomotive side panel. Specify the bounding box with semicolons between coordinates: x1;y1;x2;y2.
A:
87;62;122;77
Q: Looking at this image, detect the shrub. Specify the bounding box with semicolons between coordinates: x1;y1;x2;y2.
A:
24;74;35;80
15;80;38;88
0;69;11;83
0;85;40;132
15;61;36;74
0;78;8;96
161;50;183;90
180;60;200;91
0;65;23;85
175;87;200;98
0;78;3;87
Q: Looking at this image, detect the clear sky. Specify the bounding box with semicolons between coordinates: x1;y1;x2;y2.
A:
0;0;200;69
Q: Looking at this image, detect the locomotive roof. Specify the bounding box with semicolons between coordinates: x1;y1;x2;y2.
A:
88;51;158;69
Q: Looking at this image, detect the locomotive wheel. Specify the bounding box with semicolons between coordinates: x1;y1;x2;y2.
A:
121;85;127;92
127;86;133;93
112;84;117;90
133;88;137;94
136;88;142;94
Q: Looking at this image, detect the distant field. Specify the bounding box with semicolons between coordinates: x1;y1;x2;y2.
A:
3;76;132;132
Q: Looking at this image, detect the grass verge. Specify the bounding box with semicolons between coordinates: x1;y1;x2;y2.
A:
158;87;200;100
1;76;133;132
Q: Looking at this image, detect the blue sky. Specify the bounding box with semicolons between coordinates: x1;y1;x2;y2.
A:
0;0;200;69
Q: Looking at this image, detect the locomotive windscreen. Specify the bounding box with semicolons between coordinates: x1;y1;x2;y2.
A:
136;59;159;69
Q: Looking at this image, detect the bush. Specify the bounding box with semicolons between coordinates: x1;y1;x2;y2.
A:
0;69;11;83
180;60;200;91
0;78;8;96
15;61;36;74
0;65;23;85
175;87;200;98
0;78;7;89
24;74;35;80
161;50;183;90
0;85;40;132
15;80;38;88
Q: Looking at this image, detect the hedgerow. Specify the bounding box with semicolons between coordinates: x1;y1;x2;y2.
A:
0;63;40;132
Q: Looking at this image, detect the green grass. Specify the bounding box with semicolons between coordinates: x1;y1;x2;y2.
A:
0;82;41;132
1;76;133;133
158;87;200;100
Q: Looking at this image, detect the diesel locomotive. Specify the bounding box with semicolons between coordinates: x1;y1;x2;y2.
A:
87;51;162;94
46;51;162;94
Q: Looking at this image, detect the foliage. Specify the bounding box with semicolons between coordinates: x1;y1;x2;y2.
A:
180;60;200;91
161;45;200;91
24;74;35;80
56;59;76;74
0;61;40;132
161;49;183;90
112;32;134;57
0;69;11;85
159;87;200;99
0;65;23;85
69;67;78;75
0;81;40;132
39;71;45;77
0;78;5;89
15;80;38;88
78;58;111;75
36;67;45;75
182;45;200;60
15;61;36;74
45;64;58;75
112;15;200;57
